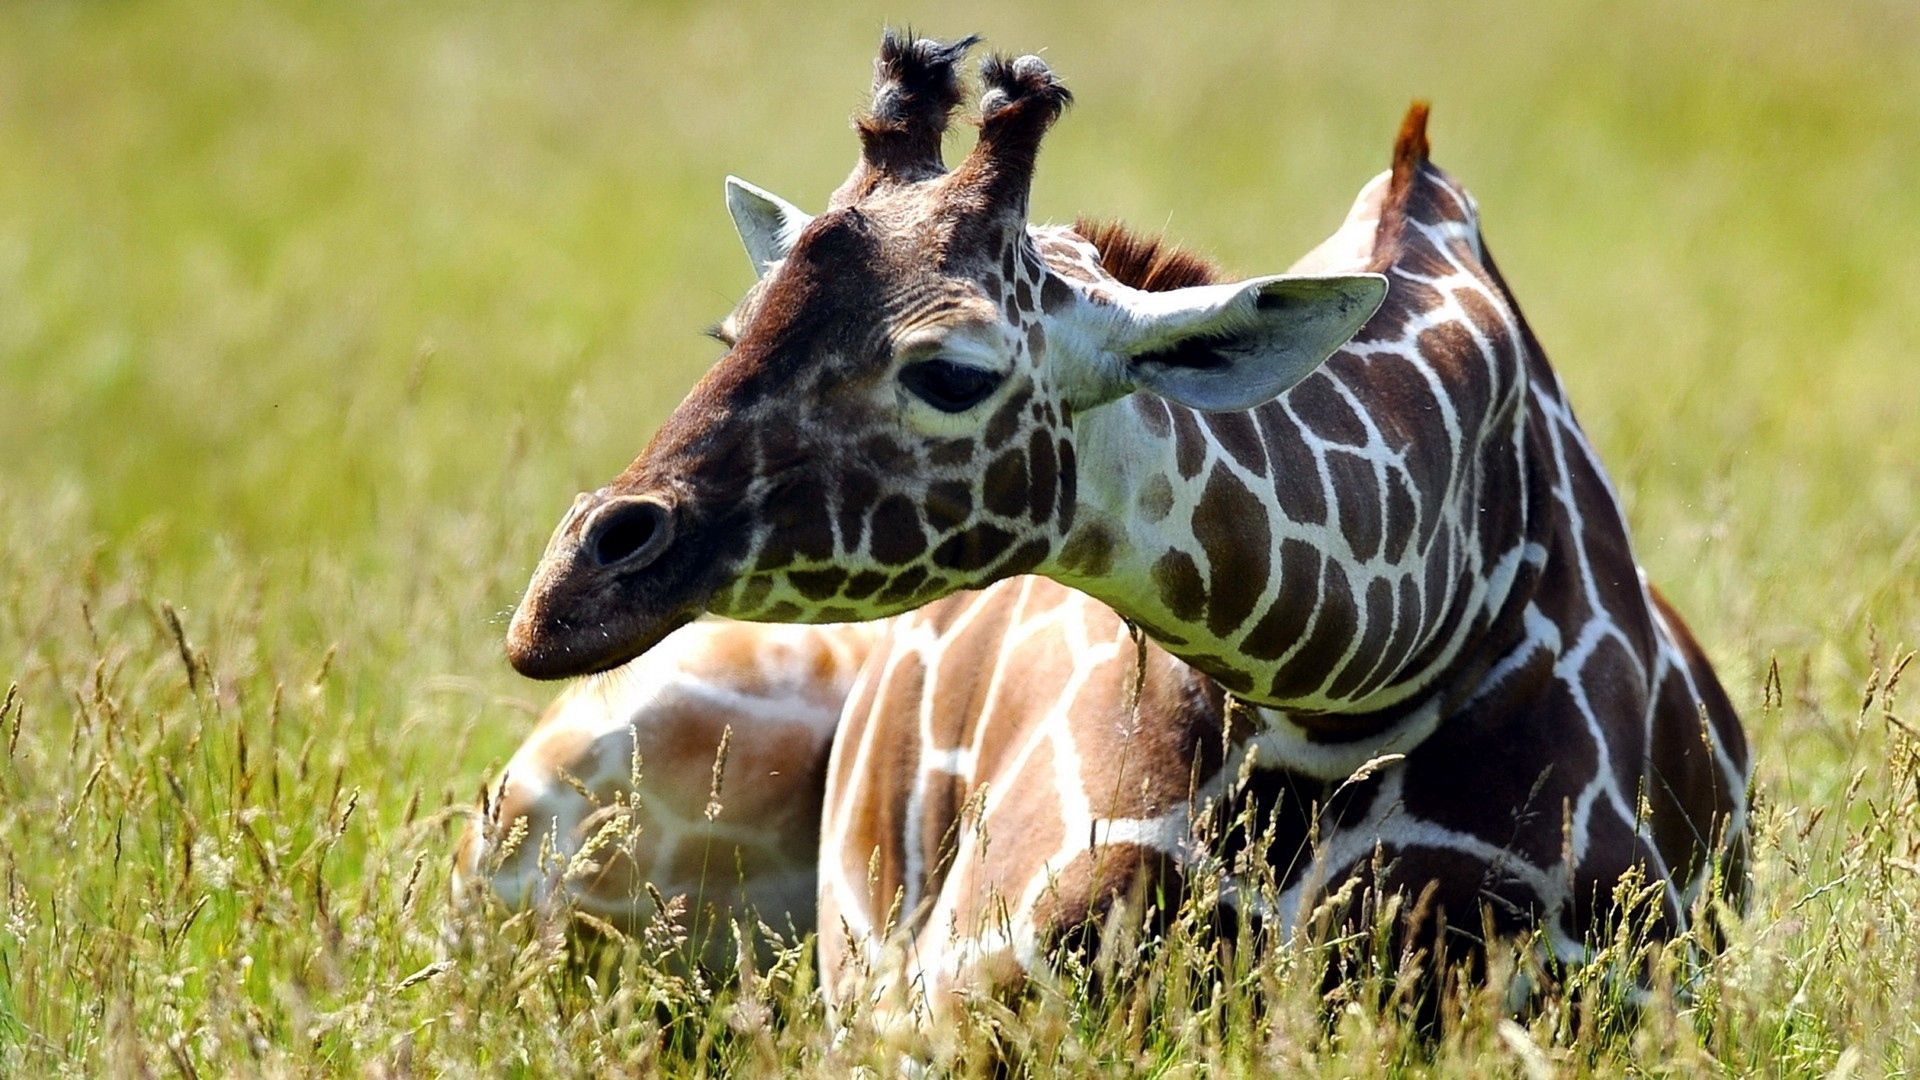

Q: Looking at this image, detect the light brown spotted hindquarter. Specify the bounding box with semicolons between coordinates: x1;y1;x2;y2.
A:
455;619;879;965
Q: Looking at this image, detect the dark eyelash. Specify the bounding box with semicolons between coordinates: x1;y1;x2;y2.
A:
702;324;733;345
898;358;1004;413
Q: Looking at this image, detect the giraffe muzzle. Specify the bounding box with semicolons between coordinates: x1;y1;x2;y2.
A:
506;492;705;679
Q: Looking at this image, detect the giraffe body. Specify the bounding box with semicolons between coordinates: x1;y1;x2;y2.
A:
454;619;877;962
824;570;1743;1015
498;34;1748;1011
815;155;1749;999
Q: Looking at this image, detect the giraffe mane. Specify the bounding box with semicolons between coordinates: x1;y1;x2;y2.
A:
1370;100;1434;272
1070;217;1224;292
1081;103;1439;288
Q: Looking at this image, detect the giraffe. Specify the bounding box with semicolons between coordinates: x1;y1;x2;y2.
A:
452;617;878;965
501;33;1749;1010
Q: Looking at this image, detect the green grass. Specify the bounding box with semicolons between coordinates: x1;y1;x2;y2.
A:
2;0;1917;1073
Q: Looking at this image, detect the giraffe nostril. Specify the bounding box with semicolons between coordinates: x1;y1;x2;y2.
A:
584;498;674;571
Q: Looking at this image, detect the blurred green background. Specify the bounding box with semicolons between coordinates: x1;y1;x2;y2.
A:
2;0;1918;1069
1;0;1916;834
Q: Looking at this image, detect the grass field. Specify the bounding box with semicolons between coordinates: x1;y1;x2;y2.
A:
2;0;1918;1074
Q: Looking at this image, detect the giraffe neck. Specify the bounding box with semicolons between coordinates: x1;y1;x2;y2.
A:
1045;169;1545;744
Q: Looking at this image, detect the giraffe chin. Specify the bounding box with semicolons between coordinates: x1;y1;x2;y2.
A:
505;599;702;680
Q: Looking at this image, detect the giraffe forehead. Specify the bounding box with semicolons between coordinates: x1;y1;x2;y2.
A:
708;218;1086;431
886;289;1004;348
819;182;1053;301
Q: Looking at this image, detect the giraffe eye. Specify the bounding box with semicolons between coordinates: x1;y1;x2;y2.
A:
899;358;1003;413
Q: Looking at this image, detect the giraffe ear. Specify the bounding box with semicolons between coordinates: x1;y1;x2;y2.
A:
725;176;814;277
1111;273;1388;412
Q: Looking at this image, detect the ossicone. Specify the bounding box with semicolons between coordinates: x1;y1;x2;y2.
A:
941;52;1073;233
834;29;982;203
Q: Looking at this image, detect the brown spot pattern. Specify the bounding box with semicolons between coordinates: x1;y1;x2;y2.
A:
925;480;974;532
1268;558;1357;700
983;450;1029;518
1153;550;1206;623
869;494;927;563
985;390;1028;449
1137;474;1174;522
1026;430;1058;523
1169;408;1208;480
1192;468;1270;638
1203;410;1268;477
1055;524;1115;577
933;523;1016;572
1241;538;1321;661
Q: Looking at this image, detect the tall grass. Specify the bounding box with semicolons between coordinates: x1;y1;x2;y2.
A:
1;0;1916;1073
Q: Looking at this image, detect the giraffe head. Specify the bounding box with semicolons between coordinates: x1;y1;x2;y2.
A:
508;33;1386;679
